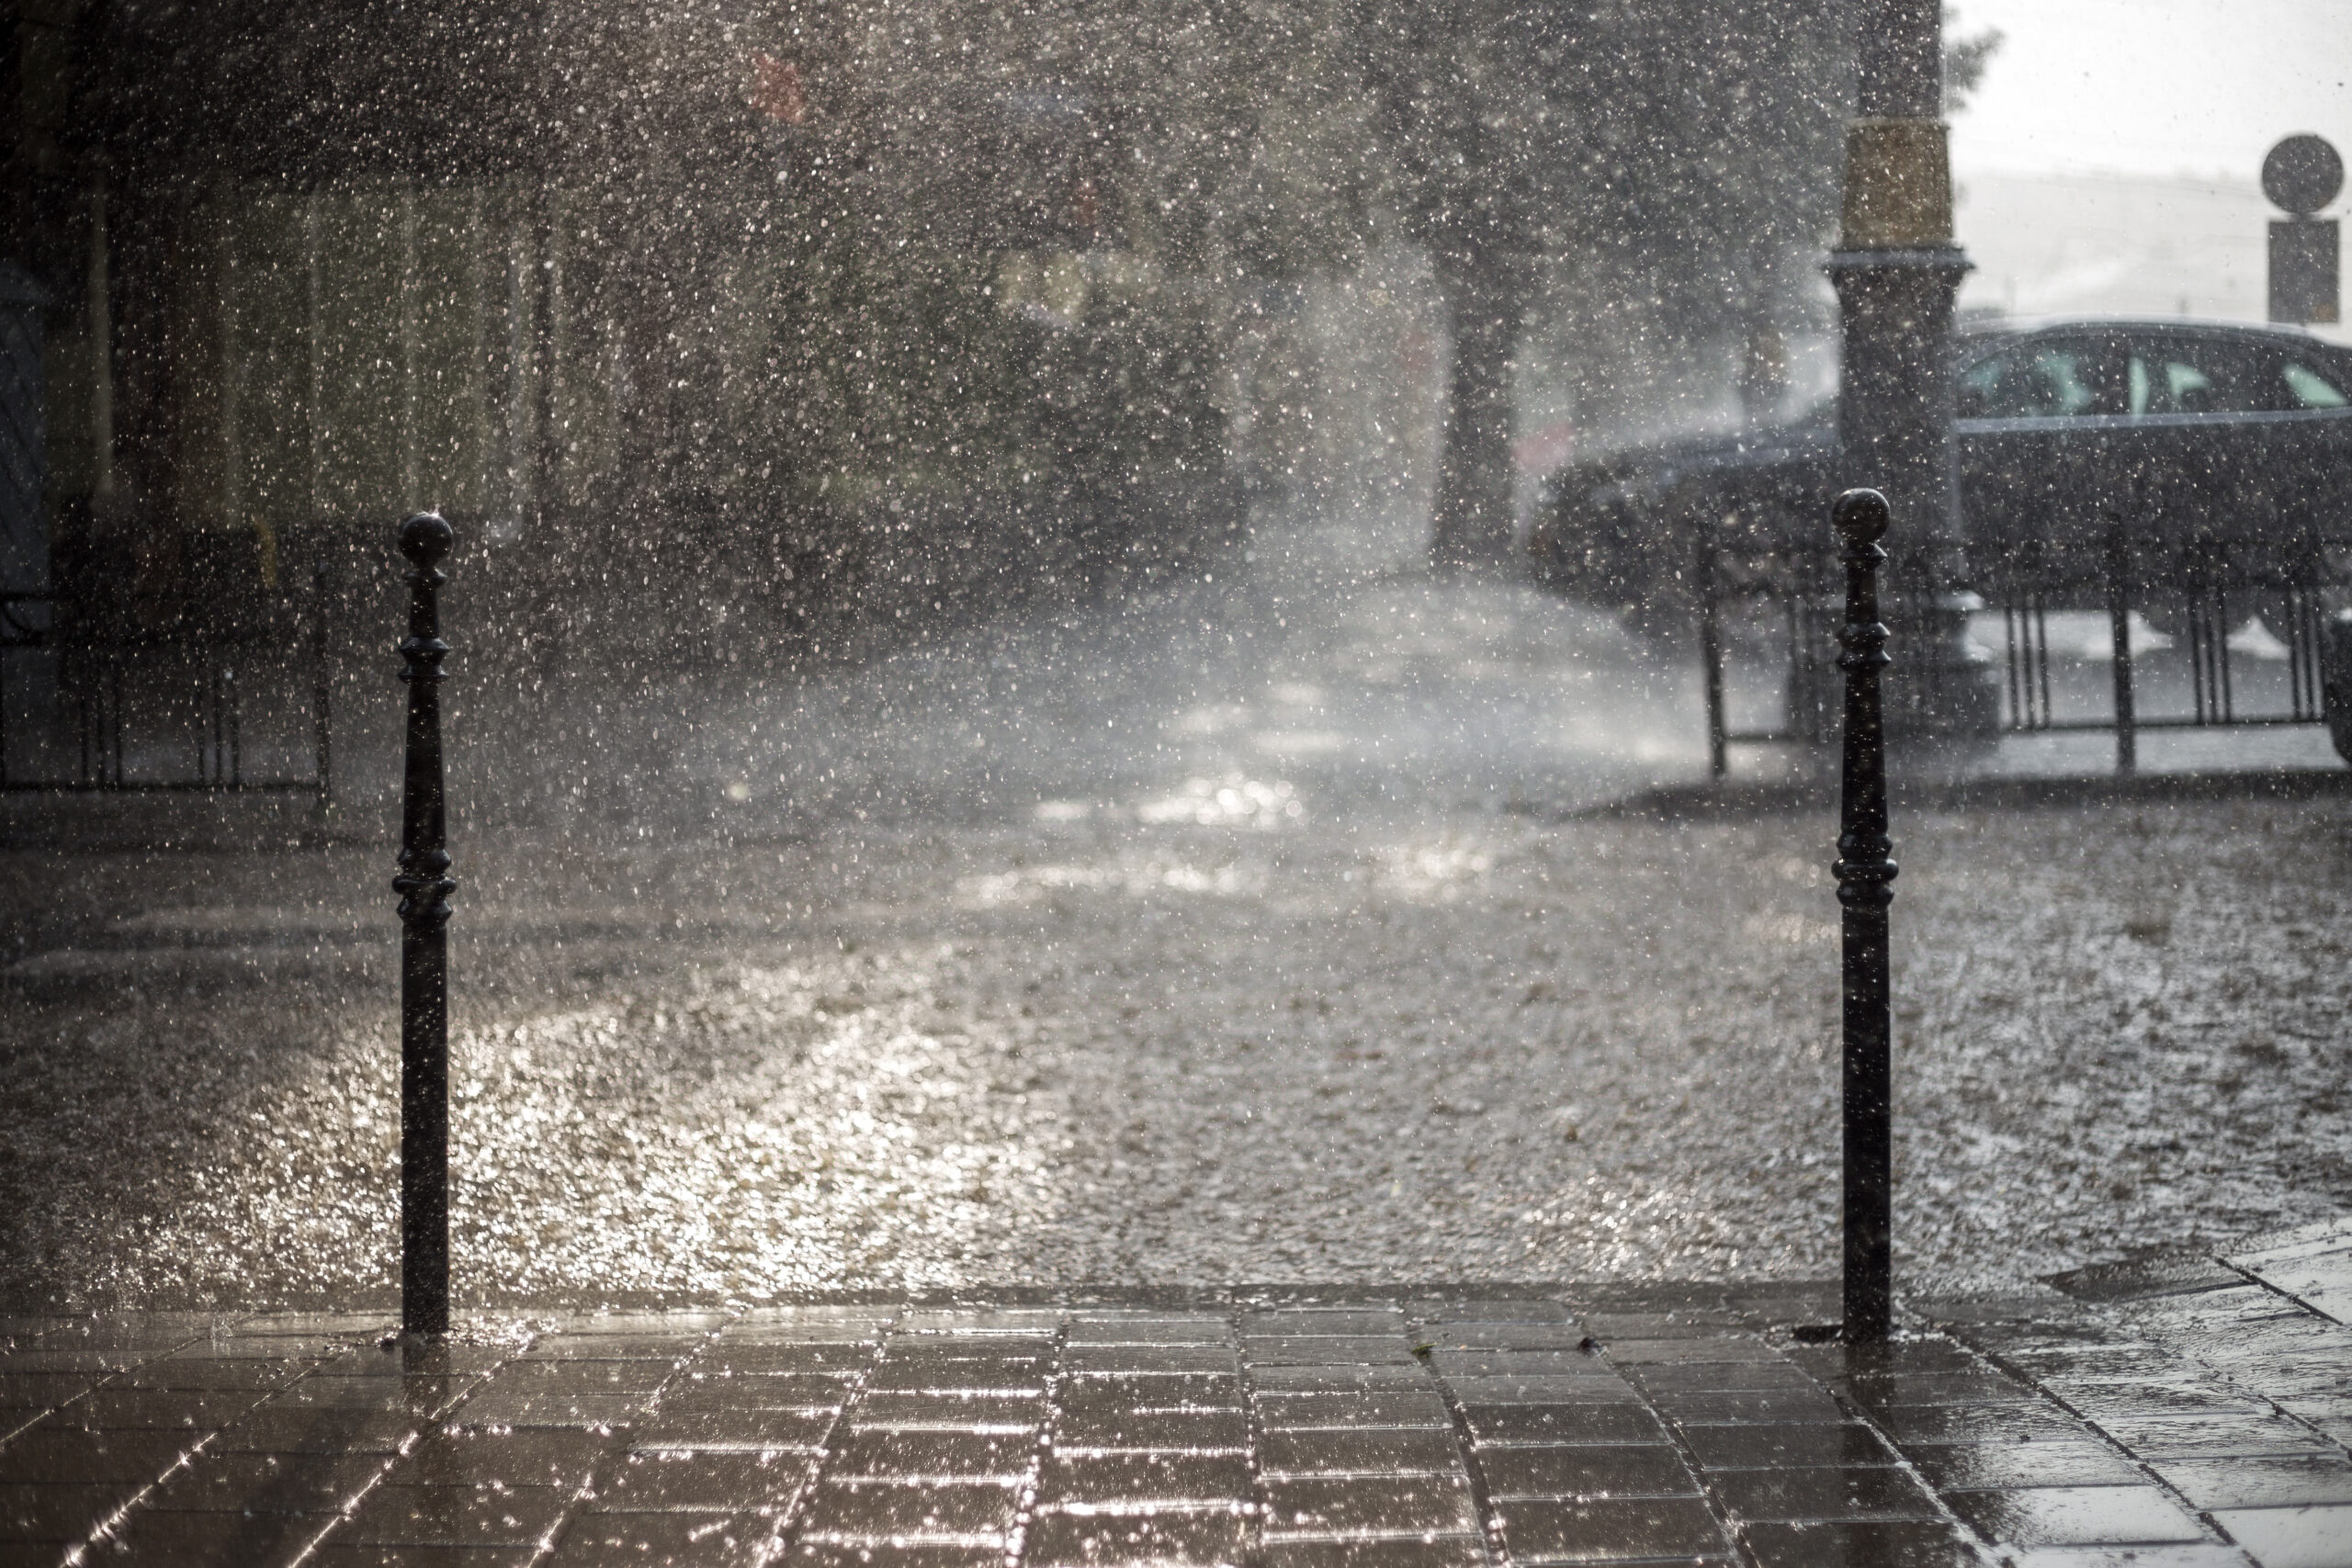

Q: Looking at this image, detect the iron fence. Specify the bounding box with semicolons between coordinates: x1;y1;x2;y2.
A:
0;559;333;801
1699;522;2352;776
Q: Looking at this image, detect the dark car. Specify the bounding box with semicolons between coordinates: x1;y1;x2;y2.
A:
1528;319;2352;625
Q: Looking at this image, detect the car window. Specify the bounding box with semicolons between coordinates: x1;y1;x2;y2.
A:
1955;340;2112;419
2282;359;2350;409
2124;336;2330;415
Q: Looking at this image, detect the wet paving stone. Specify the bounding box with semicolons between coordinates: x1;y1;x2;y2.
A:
310;1548;540;1568
1675;1421;1897;1470
2160;1453;2352;1510
7;1261;2352;1565
1022;1507;1251;1568
1475;1442;1697;1499
1260;1472;1477;1538
1942;1483;2209;1548
87;1507;333;1565
1036;1452;1250;1508
832;1427;1035;1480
333;1483;574;1547
1708;1463;1945;1523
1456;1402;1668;1446
588;1449;810;1510
142;1450;391;1513
1738;1518;1977;1567
1257;1427;1462;1477
0;1483;137;1541
548;1509;772;1567
802;1478;1023;1540
1490;1495;1731;1562
1052;1409;1249;1453
2211;1503;2352;1567
628;1409;837;1451
1905;1439;2147;1490
1257;1536;1490;1568
1255;1391;1450;1429
0;1427;204;1483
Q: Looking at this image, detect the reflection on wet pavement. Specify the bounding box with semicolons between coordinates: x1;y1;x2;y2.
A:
3;1225;2349;1565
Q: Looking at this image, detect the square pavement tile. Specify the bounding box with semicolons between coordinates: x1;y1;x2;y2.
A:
1258;1535;1491;1568
1905;1441;2146;1491
2159;1454;2352;1511
1457;1404;1668;1447
586;1450;808;1511
1037;1453;1251;1510
545;1510;771;1567
336;1483;575;1546
1476;1444;1696;1501
895;1311;1063;1336
1257;1429;1462;1478
0;1482;138;1541
1023;1506;1250;1568
1943;1485;2207;1548
1259;1473;1476;1539
1490;1495;1730;1562
1708;1464;1943;1524
2211;1504;2352;1568
1677;1423;1896;1471
1740;1519;1979;1567
865;1363;1048;1397
800;1479;1022;1540
143;1450;391;1513
656;1378;844;1416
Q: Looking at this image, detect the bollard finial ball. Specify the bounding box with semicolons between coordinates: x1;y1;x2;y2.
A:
1833;488;1890;547
399;512;455;569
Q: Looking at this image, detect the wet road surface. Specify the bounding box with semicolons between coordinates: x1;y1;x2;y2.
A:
2;515;2349;1309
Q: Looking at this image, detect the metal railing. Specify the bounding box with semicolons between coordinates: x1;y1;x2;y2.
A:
0;561;334;802
1700;521;2350;775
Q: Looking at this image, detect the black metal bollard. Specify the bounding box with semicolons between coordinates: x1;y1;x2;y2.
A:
393;513;455;1337
1832;489;1897;1341
2104;518;2137;778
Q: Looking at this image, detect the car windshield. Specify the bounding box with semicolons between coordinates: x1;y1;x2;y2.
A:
1956;339;2113;419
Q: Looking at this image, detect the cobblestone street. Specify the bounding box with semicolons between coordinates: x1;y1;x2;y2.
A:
1;1222;2348;1566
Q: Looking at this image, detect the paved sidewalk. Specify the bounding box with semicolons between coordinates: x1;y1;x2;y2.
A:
4;1222;2349;1568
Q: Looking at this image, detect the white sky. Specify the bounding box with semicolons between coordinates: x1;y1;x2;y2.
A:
1948;0;2352;194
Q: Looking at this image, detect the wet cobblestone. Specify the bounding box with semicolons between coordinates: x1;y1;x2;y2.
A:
0;1221;2348;1564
